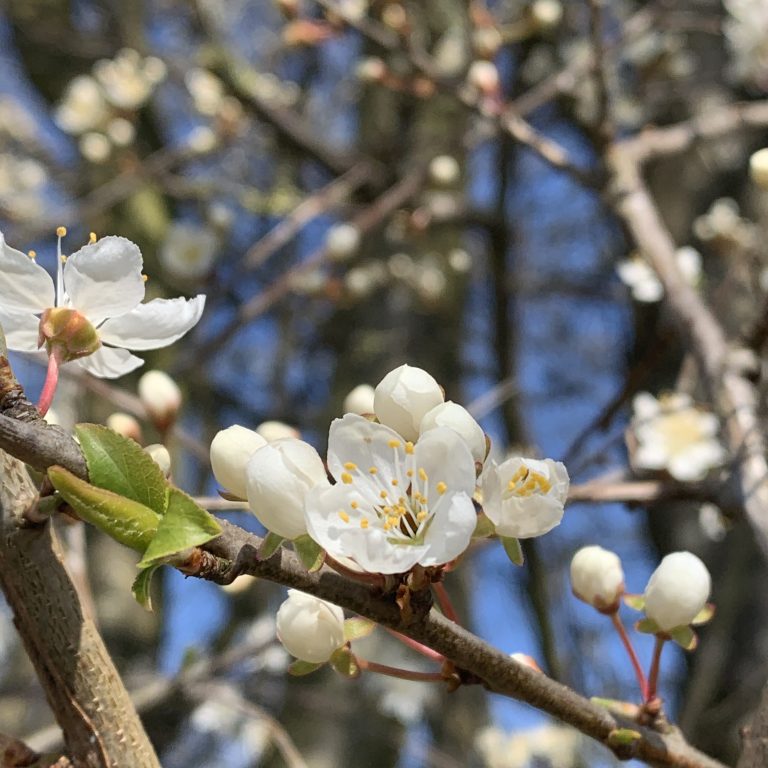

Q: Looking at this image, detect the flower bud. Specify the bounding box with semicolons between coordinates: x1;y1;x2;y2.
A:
343;384;375;415
246;438;329;539
374;364;444;441
106;412;143;443
570;546;624;611
256;420;300;442
420;401;486;463
530;0;563;31
276;589;345;663
144;443;172;477
749;148;768;189
643;552;711;632
138;370;182;430
210;425;267;499
38;307;100;362
428;155;461;187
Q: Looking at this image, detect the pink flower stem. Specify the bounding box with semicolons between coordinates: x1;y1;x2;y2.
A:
37;349;62;417
646;635;666;703
610;611;648;700
432;581;460;625
357;657;445;683
383;627;445;662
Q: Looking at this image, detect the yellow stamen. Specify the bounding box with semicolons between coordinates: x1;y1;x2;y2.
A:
369;467;378;475
350;500;359;509
341;472;353;484
406;469;414;478
436;481;447;495
338;510;350;523
27;250;36;260
360;518;369;529
417;510;428;521
388;439;401;449
391;478;399;486
142;274;149;282
56;226;67;238
89;231;97;244
343;461;357;471
405;441;414;454
379;490;388;499
418;468;428;482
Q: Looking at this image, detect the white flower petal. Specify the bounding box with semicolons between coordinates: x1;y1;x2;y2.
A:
414;426;477;500
0;234;55;313
98;295;205;350
420;492;476;566
74;346;144;378
632;392;661;421
63;236;145;325
632;278;663;303
0;310;41;352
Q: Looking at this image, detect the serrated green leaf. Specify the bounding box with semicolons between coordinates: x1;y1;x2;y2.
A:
76;424;168;515
607;728;642;747
138;487;222;568
294;534;325;572
670;625;698;651
132;566;159;611
258;532;285;560
344;617;376;642
635;618;660;634
48;465;159;551
500;536;524;566
288;659;323;676
692;603;715;626
472;513;495;539
623;594;645;611
329;647;360;678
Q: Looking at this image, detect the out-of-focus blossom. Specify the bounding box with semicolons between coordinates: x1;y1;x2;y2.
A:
616;247;701;303
256;420;300;442
343;384;375;415
160;222;218;283
138;370;183;428
725;0;768;90
476;724;582;768
106;412;143;443
54;75;108;135
94;48;166;109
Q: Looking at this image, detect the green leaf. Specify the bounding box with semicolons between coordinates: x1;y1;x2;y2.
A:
293;534;325;572
329;647;360;678
288;660;323;676
692;603;715;626
138;487;222;568
670;625;698;651
472;513;495;539
623;594;645;612
500;536;524;566
635;618;660;635
343;618;376;642
258;531;285;560
76;424;168;515
48;465;159;551
132;566;159;611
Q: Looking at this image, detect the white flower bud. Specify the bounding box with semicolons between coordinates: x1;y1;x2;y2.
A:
570;546;624;610
325;223;361;262
374;364;444;441
420;401;486;463
144;443;172;477
343;384;375;415
644;551;711;632
531;0;563;30
276;589;345;663
210;425;268;499
429;155;461;186
256;420;300;442
138;370;182;429
246;438;329;539
106;412;143;443
749;148;768;189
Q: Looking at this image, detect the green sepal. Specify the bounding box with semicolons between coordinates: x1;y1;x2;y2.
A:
607;729;642;747
137;487;222;568
590;697;641;718
48;465;159;552
132;566;160;611
500;536;524;566
329;647;360;678
343;617;376;642
76;424;168;515
670;625;698;651
692;603;715;626
258;532;285;560
288;659;323;676
635;618;660;635
293;534;325;572
623;594;645;611
472;513;495;539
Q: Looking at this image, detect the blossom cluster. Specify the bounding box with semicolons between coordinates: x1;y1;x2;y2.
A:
211;363;570;576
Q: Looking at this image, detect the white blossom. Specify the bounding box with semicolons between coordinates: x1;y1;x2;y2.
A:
54;75;108;135
343;383;375;415
210;425;268;500
374;364;444;441
106;412;143;443
616;247;701;303
246;438;329;539
570;546;624;610
428;155;461;186
304;414;477;574
482;457;569;539
0;232;205;378
630;392;726;481
93;49;165;110
749;148;768;189
276;590;345;663
256;420;300;442
160;222;218;283
138;370;182;426
419;400;486;464
725;0;768;90
644;551;711;632
325;223;361;262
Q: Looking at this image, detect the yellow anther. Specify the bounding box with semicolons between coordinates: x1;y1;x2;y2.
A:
417;510;428;521
436;481;447;495
391;478;399;486
383;519;392;530
388;516;399;528
350;500;359;509
60;255;68;263
338;510;350;523
343;461;358;471
405;441;414;454
369;467;378;475
418;468;428;482
360;518;369;529
56;226;67;238
341;472;353;484
406;469;414;478
380;490;388;499
27;250;36;259
88;231;97;244
142;274;149;282
388;439;402;449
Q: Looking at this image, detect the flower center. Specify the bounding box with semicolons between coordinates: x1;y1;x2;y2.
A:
504;464;552;499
